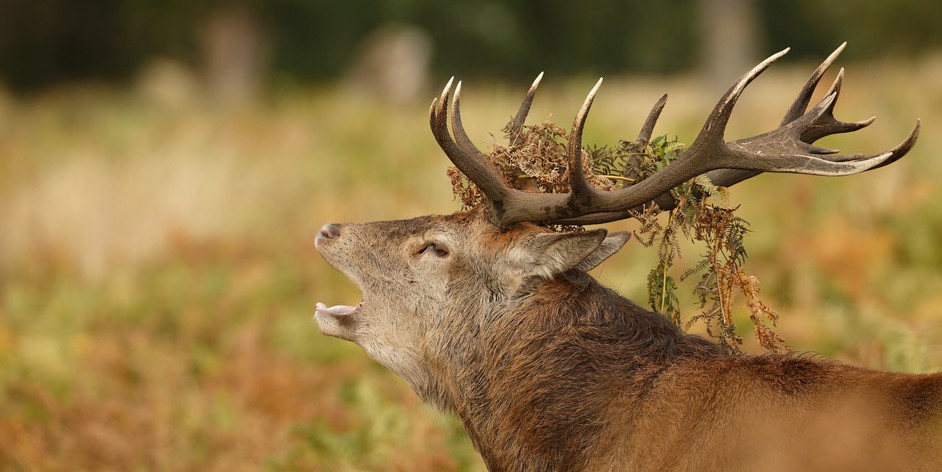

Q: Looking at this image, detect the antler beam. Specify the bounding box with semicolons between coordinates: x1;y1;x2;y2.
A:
430;45;920;228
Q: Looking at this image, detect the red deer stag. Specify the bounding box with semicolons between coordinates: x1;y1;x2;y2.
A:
314;45;931;471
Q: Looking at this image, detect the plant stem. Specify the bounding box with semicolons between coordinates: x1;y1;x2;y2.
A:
660;209;676;319
598;174;636;183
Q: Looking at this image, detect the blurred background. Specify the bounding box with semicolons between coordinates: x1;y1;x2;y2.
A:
1;0;941;470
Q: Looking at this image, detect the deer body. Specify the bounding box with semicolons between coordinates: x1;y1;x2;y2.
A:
316;214;942;471
314;46;932;470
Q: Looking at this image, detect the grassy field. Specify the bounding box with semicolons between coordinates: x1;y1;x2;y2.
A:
1;54;941;470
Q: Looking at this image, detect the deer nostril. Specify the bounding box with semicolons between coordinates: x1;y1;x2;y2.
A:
316;224;341;243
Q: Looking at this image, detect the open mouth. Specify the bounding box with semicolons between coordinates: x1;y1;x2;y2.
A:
314;301;362;340
315;301;362;318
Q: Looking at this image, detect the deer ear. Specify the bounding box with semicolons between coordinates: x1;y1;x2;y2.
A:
520;229;609;278
575;231;630;272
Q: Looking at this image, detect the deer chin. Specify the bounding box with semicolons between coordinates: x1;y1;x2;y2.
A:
314;301;361;341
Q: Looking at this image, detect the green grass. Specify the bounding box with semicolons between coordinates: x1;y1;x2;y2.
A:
1;56;941;470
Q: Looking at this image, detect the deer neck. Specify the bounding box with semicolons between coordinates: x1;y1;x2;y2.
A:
427;273;706;470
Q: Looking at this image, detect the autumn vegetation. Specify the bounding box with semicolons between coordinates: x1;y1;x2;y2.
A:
1;55;941;470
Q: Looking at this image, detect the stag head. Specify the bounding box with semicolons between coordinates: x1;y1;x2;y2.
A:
315;213;630;400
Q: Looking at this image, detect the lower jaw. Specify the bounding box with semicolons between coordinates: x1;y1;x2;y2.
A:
314;312;357;341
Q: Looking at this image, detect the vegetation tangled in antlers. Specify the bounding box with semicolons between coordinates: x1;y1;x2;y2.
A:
442;44;917;354
448;119;785;354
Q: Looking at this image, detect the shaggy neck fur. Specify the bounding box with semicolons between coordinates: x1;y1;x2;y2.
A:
423;271;724;471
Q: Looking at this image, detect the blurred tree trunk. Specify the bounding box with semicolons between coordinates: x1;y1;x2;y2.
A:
199;4;270;107
698;0;763;89
345;25;432;104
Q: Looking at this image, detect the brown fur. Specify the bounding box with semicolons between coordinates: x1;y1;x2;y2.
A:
314;212;942;471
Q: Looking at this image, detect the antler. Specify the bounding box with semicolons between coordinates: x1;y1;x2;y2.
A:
430;45;920;229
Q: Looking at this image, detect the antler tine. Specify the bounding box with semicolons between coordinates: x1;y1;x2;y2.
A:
428;77;456;153
637;94;668;145
509;72;544;147
568;78;604;196
452;81;500;171
430;78;509;205
781;42;845;124
800;68;877;143
849;120;920;170
693;48;790;147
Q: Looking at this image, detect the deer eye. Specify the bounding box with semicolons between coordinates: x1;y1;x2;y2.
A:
420;242;449;258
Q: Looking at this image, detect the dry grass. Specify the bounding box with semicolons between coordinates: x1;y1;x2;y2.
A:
2;52;942;470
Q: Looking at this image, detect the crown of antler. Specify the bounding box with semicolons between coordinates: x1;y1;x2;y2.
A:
430;43;920;228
